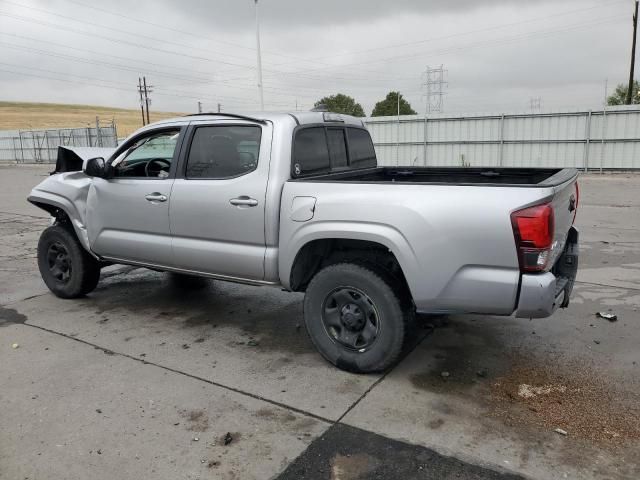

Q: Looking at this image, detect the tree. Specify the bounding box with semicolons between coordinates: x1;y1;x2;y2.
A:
371;91;417;116
314;94;365;117
607;81;640;105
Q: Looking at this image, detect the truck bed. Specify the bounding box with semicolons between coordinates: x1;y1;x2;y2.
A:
293;167;576;187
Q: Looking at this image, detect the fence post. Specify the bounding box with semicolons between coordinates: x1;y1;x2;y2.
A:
96;116;102;147
423;115;428;166
600;107;607;174
44;131;51;163
499;113;505;167
112;119;118;146
18;131;24;163
583;110;592;172
32;132;38;163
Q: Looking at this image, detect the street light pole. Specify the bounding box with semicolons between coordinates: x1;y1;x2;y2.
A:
626;0;639;104
254;0;265;111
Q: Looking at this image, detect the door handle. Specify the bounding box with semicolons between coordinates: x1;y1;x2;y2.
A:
229;196;258;207
145;193;167;202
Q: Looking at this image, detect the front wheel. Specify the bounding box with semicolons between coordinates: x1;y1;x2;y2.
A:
303;263;408;373
37;225;101;299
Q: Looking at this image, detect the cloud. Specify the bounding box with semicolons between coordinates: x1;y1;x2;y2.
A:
0;0;632;116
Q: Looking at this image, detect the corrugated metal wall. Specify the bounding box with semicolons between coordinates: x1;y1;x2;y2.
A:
364;106;640;169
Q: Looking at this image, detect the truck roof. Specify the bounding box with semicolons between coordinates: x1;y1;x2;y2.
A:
143;111;366;130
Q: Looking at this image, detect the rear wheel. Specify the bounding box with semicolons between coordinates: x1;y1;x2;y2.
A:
303;263;409;373
37;225;101;298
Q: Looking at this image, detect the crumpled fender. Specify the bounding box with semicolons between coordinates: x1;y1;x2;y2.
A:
27;171;93;253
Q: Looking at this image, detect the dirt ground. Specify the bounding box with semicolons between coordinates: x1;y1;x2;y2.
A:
0;101;182;137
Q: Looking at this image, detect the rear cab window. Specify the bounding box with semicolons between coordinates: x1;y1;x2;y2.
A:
292;125;376;177
185;125;262;179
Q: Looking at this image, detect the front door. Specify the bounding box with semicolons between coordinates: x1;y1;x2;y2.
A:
170;122;270;280
86;127;183;266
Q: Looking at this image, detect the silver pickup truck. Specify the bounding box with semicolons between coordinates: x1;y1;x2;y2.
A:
28;112;579;373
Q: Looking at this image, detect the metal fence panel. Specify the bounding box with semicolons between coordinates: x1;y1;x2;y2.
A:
0;124;118;164
364;106;640;169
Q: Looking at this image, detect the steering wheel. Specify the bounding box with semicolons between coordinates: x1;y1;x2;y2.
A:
145;158;171;177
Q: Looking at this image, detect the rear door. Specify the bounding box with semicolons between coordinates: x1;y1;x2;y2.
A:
169;121;272;280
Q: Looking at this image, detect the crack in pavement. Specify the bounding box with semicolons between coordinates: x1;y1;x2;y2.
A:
17;312;433;433
22;321;335;426
576;280;640;292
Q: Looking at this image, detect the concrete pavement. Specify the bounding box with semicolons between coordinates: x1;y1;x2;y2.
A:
1;165;638;479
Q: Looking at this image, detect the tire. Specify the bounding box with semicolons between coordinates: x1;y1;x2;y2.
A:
303;263;408;373
37;225;101;299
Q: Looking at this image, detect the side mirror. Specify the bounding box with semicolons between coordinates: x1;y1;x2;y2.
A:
84;157;107;178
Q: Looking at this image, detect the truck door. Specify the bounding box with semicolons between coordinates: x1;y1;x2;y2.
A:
169;121;271;280
86;127;183;266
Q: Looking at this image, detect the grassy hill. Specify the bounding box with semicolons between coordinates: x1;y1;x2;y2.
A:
0;101;184;137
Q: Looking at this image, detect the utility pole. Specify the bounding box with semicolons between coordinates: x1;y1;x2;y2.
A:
254;0;265;111
396;91;400;166
198;101;203;113
217;103;222;113
137;77;145;126
626;0;639;104
143;76;153;124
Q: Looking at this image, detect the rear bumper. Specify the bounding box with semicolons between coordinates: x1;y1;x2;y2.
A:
515;272;564;318
515;227;579;319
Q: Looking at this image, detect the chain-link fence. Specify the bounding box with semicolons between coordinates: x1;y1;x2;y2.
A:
0;122;118;164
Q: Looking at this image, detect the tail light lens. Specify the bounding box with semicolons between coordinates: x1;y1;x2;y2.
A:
511;203;555;272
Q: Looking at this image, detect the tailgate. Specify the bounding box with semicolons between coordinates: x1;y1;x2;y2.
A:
548;171;579;267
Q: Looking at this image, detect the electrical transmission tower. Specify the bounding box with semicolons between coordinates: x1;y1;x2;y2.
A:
529;96;542;112
422;65;447;114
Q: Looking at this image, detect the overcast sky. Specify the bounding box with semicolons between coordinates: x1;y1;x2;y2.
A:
0;0;635;115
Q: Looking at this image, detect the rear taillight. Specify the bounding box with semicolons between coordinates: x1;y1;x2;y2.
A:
511;203;555;272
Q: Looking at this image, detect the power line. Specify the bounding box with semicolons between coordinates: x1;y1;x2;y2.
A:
0;32;215;79
283;0;628;65
256;15;626;80
0;11;254;70
0;0;257;66
0;42;343;101
0;67;290;107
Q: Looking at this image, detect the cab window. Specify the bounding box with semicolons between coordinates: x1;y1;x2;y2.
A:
185;125;262;179
112;130;180;178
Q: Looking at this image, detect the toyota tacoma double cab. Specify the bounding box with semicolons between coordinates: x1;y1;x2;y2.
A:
28;111;579;373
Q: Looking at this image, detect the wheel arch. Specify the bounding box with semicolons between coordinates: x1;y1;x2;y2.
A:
283;225;417;302
28;193;93;254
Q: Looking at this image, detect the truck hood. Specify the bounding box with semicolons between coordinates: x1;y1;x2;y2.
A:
54;146;117;174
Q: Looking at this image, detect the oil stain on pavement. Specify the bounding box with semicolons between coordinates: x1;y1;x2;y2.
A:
0;306;28;327
277;423;525;480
